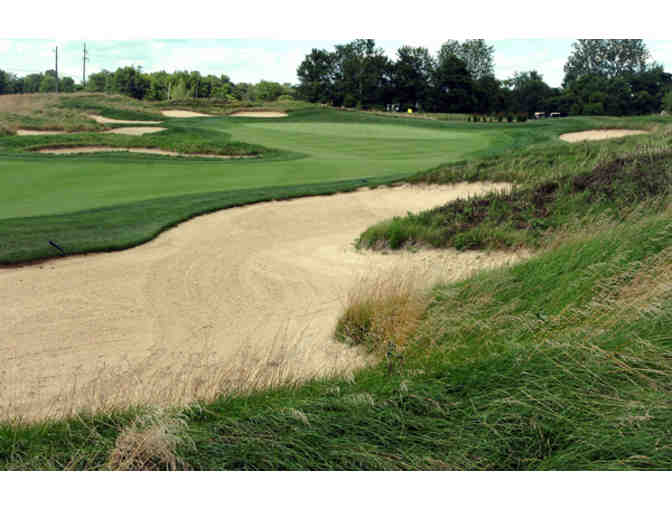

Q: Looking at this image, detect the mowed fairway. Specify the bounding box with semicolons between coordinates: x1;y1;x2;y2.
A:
0;111;496;220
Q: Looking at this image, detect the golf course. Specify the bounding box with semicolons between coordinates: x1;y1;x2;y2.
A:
1;93;671;470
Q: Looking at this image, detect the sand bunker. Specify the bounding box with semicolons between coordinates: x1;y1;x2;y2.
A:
161;110;212;118
106;127;167;135
0;183;528;421
88;114;163;125
230;111;288;118
16;129;67;136
37;146;255;159
560;130;649;143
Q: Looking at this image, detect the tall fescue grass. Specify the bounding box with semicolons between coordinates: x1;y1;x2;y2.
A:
334;269;430;353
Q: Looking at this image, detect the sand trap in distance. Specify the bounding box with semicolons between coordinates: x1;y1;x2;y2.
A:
230;111;288;118
88;114;163;125
559;130;649;143
37;146;256;158
161;110;212;118
106;127;167;135
0;182;527;421
16;129;68;136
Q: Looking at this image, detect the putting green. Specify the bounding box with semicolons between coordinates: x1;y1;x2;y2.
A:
0;111;497;219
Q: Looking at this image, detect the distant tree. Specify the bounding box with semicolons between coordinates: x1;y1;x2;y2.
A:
60;77;75;93
39;74;58;93
255;80;285;101
86;70;111;93
506;70;553;116
23;73;43;93
110;66;149;99
393;46;435;109
431;53;475;112
438;39;495;80
297;49;336;103
663;90;672;112
332;39;392;107
0;69;10;94
563;39;650;86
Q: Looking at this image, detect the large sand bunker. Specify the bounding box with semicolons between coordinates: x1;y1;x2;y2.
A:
0;183;527;421
230;111;288;118
88;114;163;125
161;110;212;118
560;130;649;143
37;146;255;159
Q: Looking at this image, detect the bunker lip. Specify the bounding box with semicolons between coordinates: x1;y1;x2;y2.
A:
16;129;68;136
230;111;288;118
88;114;163;125
35;146;258;158
106;127;167;135
559;129;649;143
0;183;527;421
161;110;212;118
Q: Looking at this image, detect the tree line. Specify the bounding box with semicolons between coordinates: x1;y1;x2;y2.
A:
0;66;297;103
2;39;672;116
296;39;672;116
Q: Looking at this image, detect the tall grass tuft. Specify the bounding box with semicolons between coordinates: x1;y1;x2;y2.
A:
335;269;430;353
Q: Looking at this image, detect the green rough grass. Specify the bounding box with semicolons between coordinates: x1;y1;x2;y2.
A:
3;210;672;470
1;99;672;470
358;125;672;251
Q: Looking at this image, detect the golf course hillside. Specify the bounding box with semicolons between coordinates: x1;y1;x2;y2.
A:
1;92;671;470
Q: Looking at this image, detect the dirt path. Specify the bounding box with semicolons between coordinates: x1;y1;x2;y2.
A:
0;183;526;421
559;129;649;143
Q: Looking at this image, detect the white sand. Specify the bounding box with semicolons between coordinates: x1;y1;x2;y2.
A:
161;110;212;118
37;146;255;159
88;114;163;125
230;111;288;118
559;130;649;143
0;183;527;421
16;129;68;136
106;127;167;135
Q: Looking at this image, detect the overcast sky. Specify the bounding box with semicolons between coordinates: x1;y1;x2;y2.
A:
2;0;670;88
2;38;672;88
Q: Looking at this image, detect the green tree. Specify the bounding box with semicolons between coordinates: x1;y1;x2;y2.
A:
255;80;285;101
86;70;111;93
506;70;553;116
438;39;495;80
59;77;75;93
663;90;672;112
332;39;392;107
393;46;435;110
563;39;650;86
432;53;474;113
297;49;336;103
39;74;58;93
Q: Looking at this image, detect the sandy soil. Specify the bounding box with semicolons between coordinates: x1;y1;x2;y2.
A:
559;130;649;143
37;146;255;159
106;127;167;135
230;111;288;118
161;110;212;118
0;183;527;420
16;129;68;136
88;114;163;125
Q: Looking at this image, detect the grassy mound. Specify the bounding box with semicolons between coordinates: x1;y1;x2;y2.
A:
358;144;672;251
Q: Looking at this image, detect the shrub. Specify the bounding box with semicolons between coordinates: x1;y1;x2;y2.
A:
334;271;429;352
583;102;605;116
662;90;672;113
507;113;514;123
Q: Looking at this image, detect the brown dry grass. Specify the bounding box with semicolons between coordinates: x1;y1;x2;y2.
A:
335;268;432;353
107;407;194;470
0;93;59;114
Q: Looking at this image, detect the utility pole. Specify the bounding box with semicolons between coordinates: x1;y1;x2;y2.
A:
82;42;89;88
54;46;59;93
